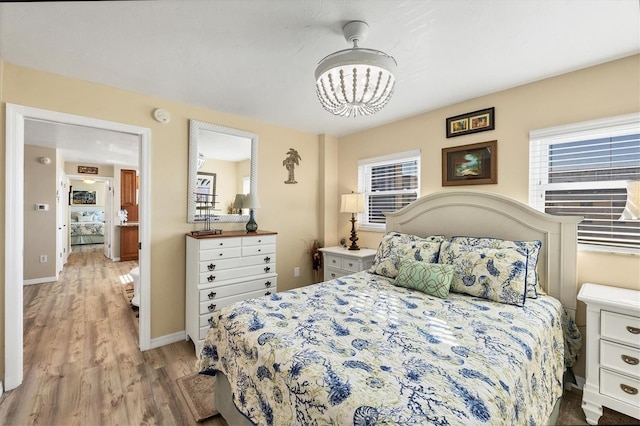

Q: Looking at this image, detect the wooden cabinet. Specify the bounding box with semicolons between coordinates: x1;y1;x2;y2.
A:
186;230;277;355
120;225;139;261
120;169;138;222
318;246;376;280
578;283;640;425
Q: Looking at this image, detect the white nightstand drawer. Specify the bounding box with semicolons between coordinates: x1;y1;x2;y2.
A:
199;247;242;261
325;267;347;280
602;311;640;347
200;237;242;250
199;287;276;315
198;254;273;273
242;244;276;257
600;369;640;407
243;235;276;246
199;313;216;328
601;340;640;378
325;254;343;269
200;278;276;301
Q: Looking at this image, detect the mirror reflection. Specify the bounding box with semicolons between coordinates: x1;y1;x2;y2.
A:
188;120;258;223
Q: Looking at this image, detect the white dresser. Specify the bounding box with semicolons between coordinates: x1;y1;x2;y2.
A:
578;283;640;424
319;246;376;280
186;230;277;354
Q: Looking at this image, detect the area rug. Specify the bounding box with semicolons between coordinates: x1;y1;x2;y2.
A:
176;373;218;422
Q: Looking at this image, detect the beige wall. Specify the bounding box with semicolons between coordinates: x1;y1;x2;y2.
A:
337;54;640;378
0;61;323;381
23;145;57;281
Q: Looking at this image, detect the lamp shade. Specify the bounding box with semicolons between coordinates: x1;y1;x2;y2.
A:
619;180;640;220
233;194;246;209
243;192;261;209
340;193;365;214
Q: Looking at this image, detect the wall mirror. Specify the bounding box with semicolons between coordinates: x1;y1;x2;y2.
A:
188;119;258;223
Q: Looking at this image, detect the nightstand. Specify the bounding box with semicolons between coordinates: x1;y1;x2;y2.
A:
577;283;640;425
319;246;376;280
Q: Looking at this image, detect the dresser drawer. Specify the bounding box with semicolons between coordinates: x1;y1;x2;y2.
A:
198;253;274;273
602;311;640;346
199;287;277;315
601;340;640;379
243;235;276;246
325;267;347;280
200;278;276;302
198;263;276;285
199;237;242;250
199;313;216;328
342;258;367;273
600;369;640;407
199;247;242;261
242;244;276;257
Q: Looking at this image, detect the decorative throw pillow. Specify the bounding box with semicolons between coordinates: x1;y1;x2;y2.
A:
449;236;542;298
394;258;454;299
369;232;445;278
78;215;94;222
439;240;529;307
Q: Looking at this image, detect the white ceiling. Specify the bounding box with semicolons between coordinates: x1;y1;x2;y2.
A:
2;1;638;165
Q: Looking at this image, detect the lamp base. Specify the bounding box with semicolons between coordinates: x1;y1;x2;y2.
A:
348;214;360;250
246;209;258;233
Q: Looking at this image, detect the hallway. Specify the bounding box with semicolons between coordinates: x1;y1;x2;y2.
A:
0;246;224;425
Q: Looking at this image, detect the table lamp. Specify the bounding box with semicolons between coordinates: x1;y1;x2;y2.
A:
243;192;261;232
340;192;365;250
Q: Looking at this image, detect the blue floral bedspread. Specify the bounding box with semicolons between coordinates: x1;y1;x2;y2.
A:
197;271;581;425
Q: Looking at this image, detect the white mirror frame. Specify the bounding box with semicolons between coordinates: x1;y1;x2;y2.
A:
188;119;258;223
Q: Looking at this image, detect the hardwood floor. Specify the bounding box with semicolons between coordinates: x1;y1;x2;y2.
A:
0;246;226;426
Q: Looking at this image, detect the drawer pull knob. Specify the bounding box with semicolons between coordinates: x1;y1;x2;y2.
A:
264;256;271;263
620;384;638;395
265;281;272;288
219;253;224;256
265;291;271;296
258;239;262;243
264;266;271;273
208;304;216;312
348;262;353;267
208;291;217;299
207;275;216;282
332;260;337;264
622;355;639;365
331;273;336;278
219;242;224;246
207;263;216;271
208;317;214;326
626;326;640;335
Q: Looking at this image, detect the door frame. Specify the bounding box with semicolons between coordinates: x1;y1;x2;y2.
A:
5;103;152;390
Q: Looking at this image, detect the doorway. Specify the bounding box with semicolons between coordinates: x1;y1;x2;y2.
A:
5;104;152;390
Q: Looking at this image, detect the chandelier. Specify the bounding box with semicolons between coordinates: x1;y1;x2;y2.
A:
315;21;397;118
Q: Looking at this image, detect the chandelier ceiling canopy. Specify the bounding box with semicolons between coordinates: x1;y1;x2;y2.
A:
315;21;397;118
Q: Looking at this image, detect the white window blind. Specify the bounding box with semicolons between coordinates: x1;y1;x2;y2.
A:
529;113;640;253
358;150;421;230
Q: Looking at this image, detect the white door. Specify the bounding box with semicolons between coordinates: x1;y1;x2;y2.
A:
56;177;68;275
104;181;113;259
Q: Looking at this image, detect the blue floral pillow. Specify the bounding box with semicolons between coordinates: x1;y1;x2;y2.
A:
370;232;445;278
439;240;529;307
449;236;542;298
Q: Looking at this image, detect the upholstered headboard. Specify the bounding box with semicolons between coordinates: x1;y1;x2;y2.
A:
385;191;582;317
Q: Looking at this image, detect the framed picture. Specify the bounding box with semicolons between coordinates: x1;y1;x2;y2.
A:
72;190;97;204
78;166;98;174
446;107;495;138
442;140;497;186
195;172;216;203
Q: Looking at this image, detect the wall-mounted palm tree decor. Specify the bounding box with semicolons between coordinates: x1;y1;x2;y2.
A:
283;148;302;184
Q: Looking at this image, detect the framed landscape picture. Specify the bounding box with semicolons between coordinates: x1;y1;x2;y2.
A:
72;190;97;205
442;140;497;186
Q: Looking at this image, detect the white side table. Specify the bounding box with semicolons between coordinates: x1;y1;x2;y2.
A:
319;246;376;280
577;283;640;424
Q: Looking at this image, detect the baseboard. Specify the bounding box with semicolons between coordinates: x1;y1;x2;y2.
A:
149;330;186;349
23;276;57;286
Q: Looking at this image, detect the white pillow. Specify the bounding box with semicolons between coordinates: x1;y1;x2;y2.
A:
78;215;94;222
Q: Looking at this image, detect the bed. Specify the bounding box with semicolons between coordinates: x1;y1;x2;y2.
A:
70;209;105;245
197;191;583;425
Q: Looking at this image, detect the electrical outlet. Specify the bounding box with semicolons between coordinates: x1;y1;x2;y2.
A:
294;267;300;277
39;255;47;263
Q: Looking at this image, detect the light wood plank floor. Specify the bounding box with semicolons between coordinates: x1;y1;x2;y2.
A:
0;245;227;426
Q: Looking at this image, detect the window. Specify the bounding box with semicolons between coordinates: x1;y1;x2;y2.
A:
529;114;640;253
358;150;421;230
